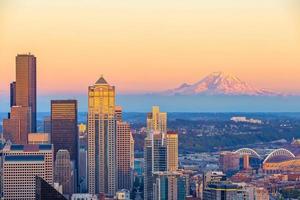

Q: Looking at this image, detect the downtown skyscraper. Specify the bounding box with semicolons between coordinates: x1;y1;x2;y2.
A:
144;106;168;200
15;54;37;132
3;54;37;144
88;77;117;196
51;100;78;193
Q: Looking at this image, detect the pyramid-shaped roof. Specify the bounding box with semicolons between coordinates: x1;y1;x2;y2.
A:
95;76;108;85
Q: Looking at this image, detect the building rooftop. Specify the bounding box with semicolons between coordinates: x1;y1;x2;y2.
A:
9;144;52;151
95;76;108;85
5;155;44;162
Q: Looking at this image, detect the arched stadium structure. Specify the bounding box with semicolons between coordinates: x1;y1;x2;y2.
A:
234;148;261;159
262;148;299;174
263;148;295;164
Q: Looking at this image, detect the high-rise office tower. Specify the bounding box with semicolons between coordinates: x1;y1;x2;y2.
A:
88;77;117;196
10;81;16;107
2;144;54;199
166;131;178;172
15;54;37;132
51;100;78;192
146;106;167;133
117;121;132;190
144;106;168;200
55;150;74;195
51;100;78;161
3;106;31;144
144;133;167;200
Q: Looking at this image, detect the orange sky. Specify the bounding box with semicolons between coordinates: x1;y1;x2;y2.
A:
0;0;300;94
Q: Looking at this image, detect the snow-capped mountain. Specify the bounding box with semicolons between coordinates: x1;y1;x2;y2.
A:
163;72;278;96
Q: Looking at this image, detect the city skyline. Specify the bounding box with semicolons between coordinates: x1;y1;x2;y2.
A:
1;0;300;98
2;1;300;200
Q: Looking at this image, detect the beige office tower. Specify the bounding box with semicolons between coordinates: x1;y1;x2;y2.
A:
146;106;167;134
88;77;117;196
117;122;132;190
55;149;74;195
166;131;178;172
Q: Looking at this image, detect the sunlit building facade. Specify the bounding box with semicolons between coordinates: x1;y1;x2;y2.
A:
88;77;117;196
117;121;132;190
15;54;37;132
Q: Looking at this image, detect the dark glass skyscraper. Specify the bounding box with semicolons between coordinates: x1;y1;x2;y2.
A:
51;100;78;193
51;100;78;162
15;54;37;132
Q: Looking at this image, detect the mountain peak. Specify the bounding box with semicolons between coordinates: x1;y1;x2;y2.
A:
163;72;278;96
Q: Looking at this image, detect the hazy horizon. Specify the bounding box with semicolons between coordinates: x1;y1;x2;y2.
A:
1;0;300;95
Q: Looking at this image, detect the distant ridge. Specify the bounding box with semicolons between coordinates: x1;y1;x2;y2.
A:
161;72;280;96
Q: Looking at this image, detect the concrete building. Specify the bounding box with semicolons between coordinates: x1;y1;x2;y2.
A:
203;182;243;200
3;106;31;144
153;171;187;200
117;122;133;190
2;144;54;199
219;152;240;174
71;193;98;200
166;131;178;172
28;132;50;144
55;150;74;195
88;76;117;196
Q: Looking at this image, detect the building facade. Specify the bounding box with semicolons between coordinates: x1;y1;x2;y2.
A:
2;144;54;199
117;122;132;190
166;131;178;172
88;77;117;196
15;54;37;132
3;106;31;144
55;149;74;195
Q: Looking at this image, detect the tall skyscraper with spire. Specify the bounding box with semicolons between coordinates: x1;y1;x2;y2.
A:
88;76;117;196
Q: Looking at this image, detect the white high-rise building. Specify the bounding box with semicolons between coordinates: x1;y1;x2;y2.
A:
2;144;54;199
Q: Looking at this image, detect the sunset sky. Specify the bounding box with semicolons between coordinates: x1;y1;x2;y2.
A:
1;0;300;98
